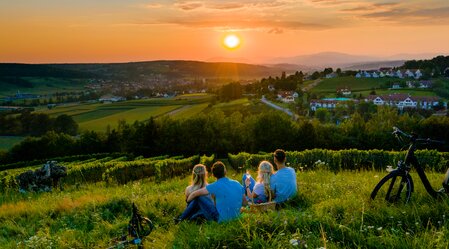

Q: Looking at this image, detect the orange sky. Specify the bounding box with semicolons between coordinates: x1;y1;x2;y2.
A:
1;0;449;63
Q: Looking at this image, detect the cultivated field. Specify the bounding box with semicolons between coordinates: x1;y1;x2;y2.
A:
36;94;214;132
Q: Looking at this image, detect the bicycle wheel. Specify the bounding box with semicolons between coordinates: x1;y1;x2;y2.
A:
370;171;413;203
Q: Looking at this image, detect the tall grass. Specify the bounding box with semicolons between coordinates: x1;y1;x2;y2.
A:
1;167;448;248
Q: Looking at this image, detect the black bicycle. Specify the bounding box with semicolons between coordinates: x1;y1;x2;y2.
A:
370;127;449;203
108;203;154;249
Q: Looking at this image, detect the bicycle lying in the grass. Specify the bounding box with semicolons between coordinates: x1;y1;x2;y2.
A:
108;203;154;249
370;127;449;203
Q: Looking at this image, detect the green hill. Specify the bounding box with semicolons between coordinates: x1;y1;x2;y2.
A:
0;152;448;248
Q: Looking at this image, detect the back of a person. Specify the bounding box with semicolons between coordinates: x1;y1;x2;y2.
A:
252;182;268;203
208;177;243;222
271;167;297;203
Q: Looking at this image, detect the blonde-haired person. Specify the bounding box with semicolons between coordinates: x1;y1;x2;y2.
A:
184;164;208;199
245;161;275;203
176;164;218;223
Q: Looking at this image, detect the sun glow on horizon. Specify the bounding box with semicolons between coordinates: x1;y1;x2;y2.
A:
223;34;241;50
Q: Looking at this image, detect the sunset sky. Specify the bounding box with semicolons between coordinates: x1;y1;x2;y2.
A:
1;0;449;63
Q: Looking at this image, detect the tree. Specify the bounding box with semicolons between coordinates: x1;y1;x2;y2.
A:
315;108;331;123
53;114;78;135
336;68;342;76
218;82;242;101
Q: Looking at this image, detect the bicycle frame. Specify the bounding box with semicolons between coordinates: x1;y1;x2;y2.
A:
402;140;440;198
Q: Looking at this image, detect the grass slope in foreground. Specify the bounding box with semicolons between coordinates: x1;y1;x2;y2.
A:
1;167;448;248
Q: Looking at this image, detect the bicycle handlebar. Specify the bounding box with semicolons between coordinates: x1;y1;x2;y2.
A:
392;127;445;145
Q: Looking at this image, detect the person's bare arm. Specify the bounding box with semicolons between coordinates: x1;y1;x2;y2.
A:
186;187;209;202
184;186;192;201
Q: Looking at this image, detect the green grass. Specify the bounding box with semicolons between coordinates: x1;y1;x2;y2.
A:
312;77;397;93
78;105;180;132
0;77;86;98
212;98;250;108
73;108;132;123
32;94;216;132
357;89;437;97
167;103;210;119
1;155;449;249
0;136;25;151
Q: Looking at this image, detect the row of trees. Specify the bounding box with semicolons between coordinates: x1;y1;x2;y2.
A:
0;111;78;136
402;55;449;77
3;107;449;164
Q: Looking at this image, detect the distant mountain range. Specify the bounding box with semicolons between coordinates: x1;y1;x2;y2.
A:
269;51;443;70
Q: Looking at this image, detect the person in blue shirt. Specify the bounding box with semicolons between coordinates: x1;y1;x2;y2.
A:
187;161;246;223
270;149;297;203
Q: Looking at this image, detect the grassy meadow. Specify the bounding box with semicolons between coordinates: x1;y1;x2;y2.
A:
34;94;214;132
0;136;25;151
0;77;86;98
1;159;448;249
312;77;393;93
311;76;443;99
31;95;269;133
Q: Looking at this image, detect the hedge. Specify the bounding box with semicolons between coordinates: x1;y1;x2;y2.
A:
229;149;449;172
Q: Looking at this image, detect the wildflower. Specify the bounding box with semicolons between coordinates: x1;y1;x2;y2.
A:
290;239;300;246
377;227;383;231
406;232;410;235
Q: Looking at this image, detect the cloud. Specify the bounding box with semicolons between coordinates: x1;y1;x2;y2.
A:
360;6;449;24
341;2;399;12
268;27;284;34
143;3;163;9
173;0;290;11
307;0;355;7
132;15;331;32
208;2;245;10
175;1;203;11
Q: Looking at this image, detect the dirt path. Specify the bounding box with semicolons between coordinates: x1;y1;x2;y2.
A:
302;79;322;92
166;105;191;116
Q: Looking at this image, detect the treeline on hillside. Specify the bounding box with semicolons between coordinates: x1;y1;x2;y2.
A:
402;55;449;77
0;111;78;136
0;64;94;78
2;108;449;164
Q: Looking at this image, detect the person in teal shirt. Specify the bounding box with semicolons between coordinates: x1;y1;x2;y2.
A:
270;149;297;203
187;161;247;223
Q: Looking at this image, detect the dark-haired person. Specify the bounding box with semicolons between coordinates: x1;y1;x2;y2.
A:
270;149;297;203
187;161;246;223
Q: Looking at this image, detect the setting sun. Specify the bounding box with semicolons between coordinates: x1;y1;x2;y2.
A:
223;34;241;50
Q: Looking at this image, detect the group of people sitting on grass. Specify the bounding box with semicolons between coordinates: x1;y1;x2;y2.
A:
175;149;297;223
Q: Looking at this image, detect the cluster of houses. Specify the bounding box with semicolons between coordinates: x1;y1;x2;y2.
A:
277;91;299;103
355;69;423;79
310;93;444;111
2;91;40;102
